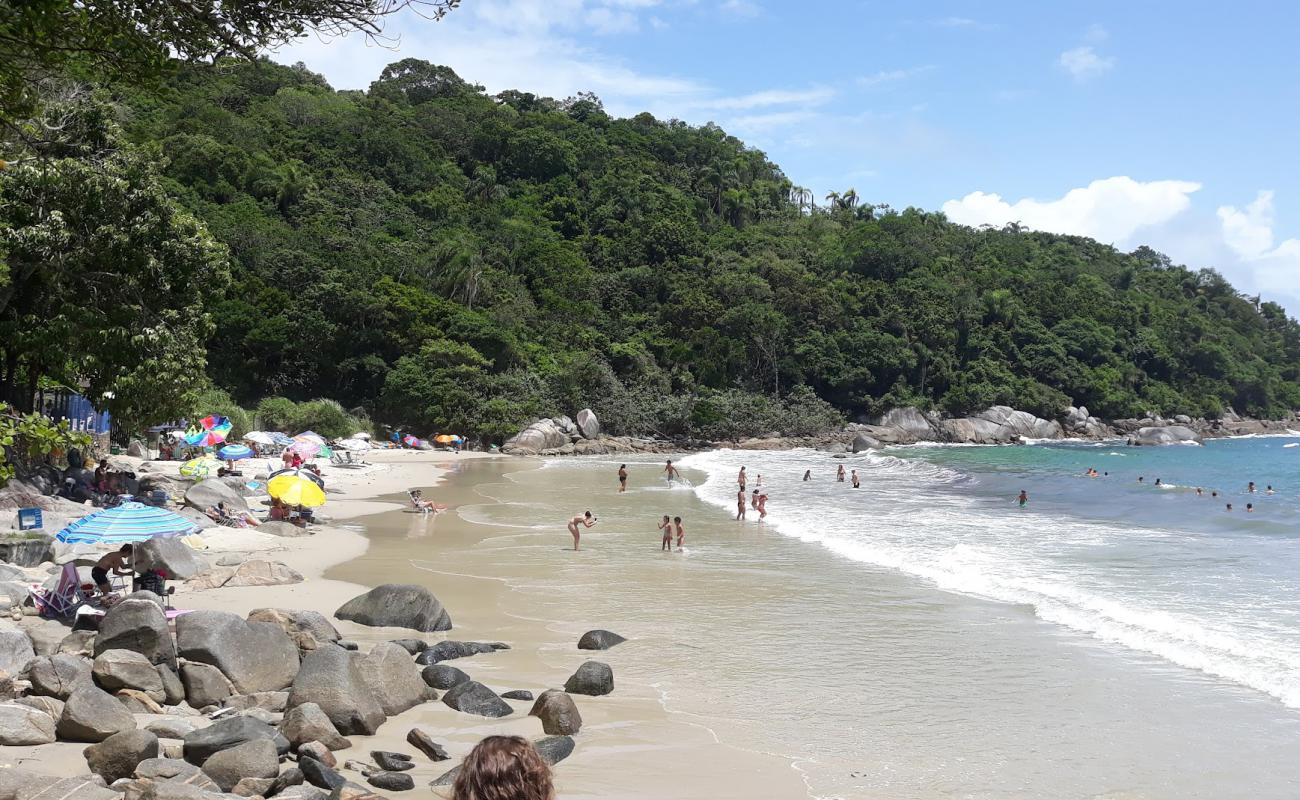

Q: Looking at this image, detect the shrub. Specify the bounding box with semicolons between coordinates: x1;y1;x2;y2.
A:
255;397;297;432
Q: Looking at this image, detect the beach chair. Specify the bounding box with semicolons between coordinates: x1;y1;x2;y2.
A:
27;562;89;618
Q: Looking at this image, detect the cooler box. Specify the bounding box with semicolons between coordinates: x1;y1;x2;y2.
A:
17;508;42;530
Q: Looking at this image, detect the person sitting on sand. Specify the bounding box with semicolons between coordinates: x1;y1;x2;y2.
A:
94;459;110;492
452;735;554;800
1018;490;1028;508
837;465;845;482
409;490;446;513
757;493;768;520
736;488;747;520
663;460;680;484
92;545;133;597
675;516;685;549
618;464;627;493
659;515;673;551
851;470;860;489
803;470;812;481
567;511;596;551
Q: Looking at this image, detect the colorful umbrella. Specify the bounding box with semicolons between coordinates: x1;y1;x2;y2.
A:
402;434;421;448
243;431;276;446
433;434;465;445
287;436;322;458
270;432;294;446
184;415;232;447
269;467;324;487
56;502;198;544
267;469;326;507
180;454;217;479
218;444;253;461
295;431;327;445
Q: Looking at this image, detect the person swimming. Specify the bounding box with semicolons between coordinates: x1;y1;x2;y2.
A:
1246;503;1254;513
1226;503;1233;511
1155;478;1162;487
1017;490;1028;508
1248;481;1256;493
1196;487;1203;496
567;511;597;551
1266;485;1275;494
1138;476;1144;483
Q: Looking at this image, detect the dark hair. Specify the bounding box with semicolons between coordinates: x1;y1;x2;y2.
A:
619;464;625;468
453;735;553;800
584;510;592;518
120;544;133;554
673;516;681;523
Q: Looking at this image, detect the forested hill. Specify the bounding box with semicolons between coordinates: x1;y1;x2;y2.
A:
122;58;1300;440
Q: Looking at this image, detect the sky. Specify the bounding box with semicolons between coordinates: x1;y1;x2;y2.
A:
275;1;1300;314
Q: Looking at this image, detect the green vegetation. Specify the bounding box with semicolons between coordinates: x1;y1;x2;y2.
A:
0;404;92;486
7;57;1300;445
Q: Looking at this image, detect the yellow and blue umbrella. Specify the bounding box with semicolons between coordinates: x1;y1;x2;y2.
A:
57;502;198;545
267;468;326;507
180;454;217;479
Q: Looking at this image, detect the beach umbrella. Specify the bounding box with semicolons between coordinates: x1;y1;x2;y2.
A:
267;469;326;507
433;434;456;444
402;434;421;448
269;466;324;487
270;432;294;447
180;454;217;479
287;435;323;458
295;431;327;445
243;431;276;446
336;438;372;452
184;415;232;447
218;444;253;461
56;502;198;545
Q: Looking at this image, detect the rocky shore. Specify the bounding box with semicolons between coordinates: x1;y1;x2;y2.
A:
502;405;1300;456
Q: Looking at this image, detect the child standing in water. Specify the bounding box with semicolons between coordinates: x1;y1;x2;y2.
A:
659;515;673;551
736;488;747;520
674;516;685;549
567;511;596;550
663;460;680;484
851;469;860;488
751;489;760;509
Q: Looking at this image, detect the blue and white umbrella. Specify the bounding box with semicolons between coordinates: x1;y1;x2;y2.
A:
218;444;254;461
56;502;199;545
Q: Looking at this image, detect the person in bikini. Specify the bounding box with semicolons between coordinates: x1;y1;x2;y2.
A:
567;511;596;550
736;488;747;520
738;466;747;491
837;465;845;482
674;516;685;549
751;489;760;509
659;515;673;551
618;464;628;493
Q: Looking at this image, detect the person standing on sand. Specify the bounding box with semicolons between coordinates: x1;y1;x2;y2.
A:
567;511;596;551
803;470;811;481
757;492;768;520
1018;490;1029;508
851;469;860;489
618;464;628;493
452;735;553;800
738;466;747;491
674;516;685;549
659;515;673;551
837;465;845;482
736;488;747;520
663;459;680;484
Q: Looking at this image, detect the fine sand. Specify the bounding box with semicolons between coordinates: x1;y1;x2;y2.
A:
4;449;806;799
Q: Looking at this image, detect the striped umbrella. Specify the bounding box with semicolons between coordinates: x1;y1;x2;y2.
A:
56;502;198;544
218;444;254;461
243;431;276;446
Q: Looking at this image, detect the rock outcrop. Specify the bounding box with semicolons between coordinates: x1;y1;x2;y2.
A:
577;630;625;651
175;610;300;694
287;646;386;736
576;409;600;439
440;681;512;718
183;479;247;513
132;537;209;581
83;729;159;783
564;661;613;696
529;690;582;735
1131;425;1202;446
334;585;451;633
181;715;289;766
0;703;57;745
247;609;340;651
95;598;176;667
57;684;136;741
357;643;429;717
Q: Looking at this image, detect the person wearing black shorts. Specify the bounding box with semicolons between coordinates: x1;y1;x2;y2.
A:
92;544;133;596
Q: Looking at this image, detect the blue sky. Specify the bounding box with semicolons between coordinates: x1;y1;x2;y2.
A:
276;1;1300;313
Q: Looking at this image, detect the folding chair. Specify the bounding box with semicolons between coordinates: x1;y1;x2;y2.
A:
27;563;89;618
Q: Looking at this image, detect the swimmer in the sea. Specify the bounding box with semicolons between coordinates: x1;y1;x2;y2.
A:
1248;481;1256;493
1018;490;1028;508
803;470;811;482
1246;503;1254;513
851;469;860;489
1155;478;1162;487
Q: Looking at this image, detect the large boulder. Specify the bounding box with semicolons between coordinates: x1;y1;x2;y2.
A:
95;598;176;667
533;735;576;766
13;776;116;800
564;661;613;696
26;620;71;657
357;643;429;717
180;662;233;708
937;416;1012;444
0;629;35;676
1133;425;1202;446
575;409;600;439
279;702;350;751
440;681;511;718
188;561;303;590
181;715;289;766
92;649;166;701
26;653;91;699
134;757;221;792
183;479;247;513
420;664;470;690
973;406;1063;440
287;646;386;736
199;739;279;792
132;537;210;581
298;758;345;791
157;663;185;705
0;703;56;744
175;610;300;694
502;419;568;454
247;609;340;651
13;695;63;720
145;718;196;740
850;434;883;453
577;630;625;651
334;585;451;633
529;690;582;735
84;729;159;783
873;407;937;439
57;684;136;741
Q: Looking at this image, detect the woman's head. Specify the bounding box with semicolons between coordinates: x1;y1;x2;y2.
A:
584;510;592;519
452;735;553;800
662;515;670;523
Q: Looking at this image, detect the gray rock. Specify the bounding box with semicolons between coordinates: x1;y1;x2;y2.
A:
93;649;166;701
181;715;289;766
298;741;335;768
299;758;345;791
57;684;136;741
357;643;429;717
15;775;116;800
84;729;159;782
269;768;305;796
156;664;185;706
286;646;385;736
95;598;176;667
420;664;468;690
0;629;35;676
576;409;600;439
26;620;71;657
215;555;244;567
429;767;459;788
231;777;275;798
564;661;613;696
58;630;96;656
502;418;568;454
333;585;451;633
280;703;350;752
12;695;63;720
133;757;220;792
256;521;313;538
365;773;413;792
440;681;511;718
413;641;499;665
127;441;148;458
132;537;210;581
388;639;425;655
0;703;56;744
246;609;339;651
200;739;279;792
237;707;281;726
850;433;883;453
1133;425;1202;446
275;788;328;800
183;479;247;513
180;662;233;708
873;407;937;439
115;688;165;715
369;752;413;772
145;718;196;740
500;690;533;701
26;653;91;698
188;560;303;590
0;768;53;800
576;630;626;651
405;729;447;761
176;610;300;694
223;691;289;713
533;735;575;766
529;689;582;735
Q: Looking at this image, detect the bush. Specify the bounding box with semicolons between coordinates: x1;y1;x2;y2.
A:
287;399;359;440
255;397;297;431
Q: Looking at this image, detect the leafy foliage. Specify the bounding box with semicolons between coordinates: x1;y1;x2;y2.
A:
107;59;1300;441
0;404;92;486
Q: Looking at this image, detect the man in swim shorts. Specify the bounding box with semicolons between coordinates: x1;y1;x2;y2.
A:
92;545;133;597
663;460;680;483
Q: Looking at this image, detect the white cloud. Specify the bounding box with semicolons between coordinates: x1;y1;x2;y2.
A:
1059;45;1115;81
720;0;760;17
1216;191;1300;304
933;16;995;30
941;176;1201;243
696;86;834;111
585;7;639;34
857;65;935;88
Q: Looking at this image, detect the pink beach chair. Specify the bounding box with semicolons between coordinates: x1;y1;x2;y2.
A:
27;562;88;618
